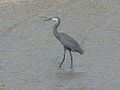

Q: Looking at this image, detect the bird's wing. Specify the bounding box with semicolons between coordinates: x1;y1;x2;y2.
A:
59;33;81;51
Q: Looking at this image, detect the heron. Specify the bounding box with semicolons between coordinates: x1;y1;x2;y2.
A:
44;17;83;68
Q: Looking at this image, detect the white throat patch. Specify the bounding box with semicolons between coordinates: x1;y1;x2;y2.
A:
52;18;58;22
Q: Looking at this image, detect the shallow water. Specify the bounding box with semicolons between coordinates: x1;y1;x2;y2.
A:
0;0;120;90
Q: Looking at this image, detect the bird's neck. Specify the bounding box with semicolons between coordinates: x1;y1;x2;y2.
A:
53;21;60;40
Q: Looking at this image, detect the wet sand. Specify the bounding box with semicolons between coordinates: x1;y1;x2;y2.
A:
0;0;120;90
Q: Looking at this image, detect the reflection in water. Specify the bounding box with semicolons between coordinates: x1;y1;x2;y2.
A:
49;68;87;89
55;69;85;81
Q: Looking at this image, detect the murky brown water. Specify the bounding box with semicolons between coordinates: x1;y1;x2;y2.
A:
0;0;120;90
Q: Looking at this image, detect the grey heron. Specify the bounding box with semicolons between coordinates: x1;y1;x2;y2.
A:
44;17;83;68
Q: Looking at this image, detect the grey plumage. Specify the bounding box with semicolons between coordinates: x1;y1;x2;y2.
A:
44;17;83;68
59;33;83;54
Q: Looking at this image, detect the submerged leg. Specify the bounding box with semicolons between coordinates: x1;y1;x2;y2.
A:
59;48;66;68
69;51;73;68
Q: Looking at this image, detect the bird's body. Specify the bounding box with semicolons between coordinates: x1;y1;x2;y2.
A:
58;33;83;54
44;17;83;68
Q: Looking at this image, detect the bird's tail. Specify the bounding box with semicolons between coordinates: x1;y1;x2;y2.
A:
78;48;84;55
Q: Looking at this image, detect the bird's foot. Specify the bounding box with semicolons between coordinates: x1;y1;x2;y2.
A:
59;65;62;68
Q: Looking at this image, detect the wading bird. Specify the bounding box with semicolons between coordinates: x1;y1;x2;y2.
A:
44;17;83;68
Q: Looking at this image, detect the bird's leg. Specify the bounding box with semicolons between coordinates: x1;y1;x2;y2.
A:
59;48;66;68
69;51;73;68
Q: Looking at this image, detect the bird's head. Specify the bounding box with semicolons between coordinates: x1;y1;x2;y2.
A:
44;17;60;22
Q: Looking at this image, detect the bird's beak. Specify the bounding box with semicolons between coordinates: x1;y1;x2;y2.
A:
43;18;52;21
